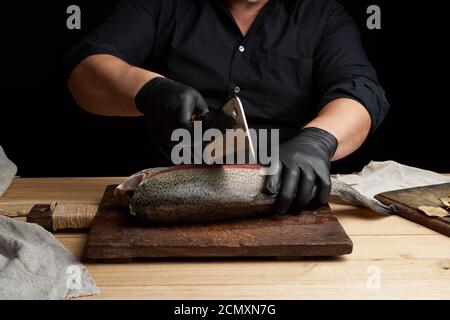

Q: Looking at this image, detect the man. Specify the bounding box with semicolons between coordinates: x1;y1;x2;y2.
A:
65;0;390;214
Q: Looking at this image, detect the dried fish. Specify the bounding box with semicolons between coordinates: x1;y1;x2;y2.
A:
418;206;449;218
440;197;450;209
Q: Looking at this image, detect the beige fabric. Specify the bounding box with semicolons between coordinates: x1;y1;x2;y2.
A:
0;215;99;300
0;146;16;197
337;161;450;200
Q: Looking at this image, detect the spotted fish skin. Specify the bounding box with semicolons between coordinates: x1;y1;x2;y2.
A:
117;165;276;225
115;165;395;225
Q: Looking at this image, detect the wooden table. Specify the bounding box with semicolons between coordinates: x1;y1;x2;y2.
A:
1;177;450;300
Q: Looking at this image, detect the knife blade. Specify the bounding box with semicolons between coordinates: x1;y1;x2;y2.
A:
203;96;256;164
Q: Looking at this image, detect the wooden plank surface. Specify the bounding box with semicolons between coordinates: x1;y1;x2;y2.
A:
1;177;123;204
2;177;450;300
80;281;450;300
86;186;352;259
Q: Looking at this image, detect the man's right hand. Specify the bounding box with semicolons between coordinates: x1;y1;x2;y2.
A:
135;77;209;144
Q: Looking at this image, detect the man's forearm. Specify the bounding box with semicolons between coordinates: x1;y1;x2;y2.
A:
304;98;372;161
68;54;161;116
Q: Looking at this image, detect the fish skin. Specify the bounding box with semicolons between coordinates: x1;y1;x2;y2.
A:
330;178;394;215
127;165;276;224
115;165;395;225
114;167;164;206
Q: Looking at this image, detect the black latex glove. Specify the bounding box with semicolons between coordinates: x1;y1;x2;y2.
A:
135;77;209;145
264;127;338;214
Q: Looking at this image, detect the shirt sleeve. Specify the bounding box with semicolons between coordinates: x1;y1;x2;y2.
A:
64;0;161;78
314;0;390;133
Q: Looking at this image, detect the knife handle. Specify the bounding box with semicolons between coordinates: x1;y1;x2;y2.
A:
191;114;203;122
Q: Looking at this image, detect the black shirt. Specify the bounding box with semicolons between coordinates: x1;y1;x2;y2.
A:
65;0;390;141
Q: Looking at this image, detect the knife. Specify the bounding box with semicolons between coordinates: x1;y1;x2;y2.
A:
201;96;256;164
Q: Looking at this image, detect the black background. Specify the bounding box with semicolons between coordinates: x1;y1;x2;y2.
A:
1;0;449;177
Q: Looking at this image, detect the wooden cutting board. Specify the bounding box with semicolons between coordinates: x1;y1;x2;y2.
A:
375;183;450;237
86;185;353;260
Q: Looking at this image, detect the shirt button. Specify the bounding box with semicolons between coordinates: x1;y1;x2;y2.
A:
234;86;241;93
239;45;245;53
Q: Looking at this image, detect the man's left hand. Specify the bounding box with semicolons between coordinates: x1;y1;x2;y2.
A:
264;127;338;214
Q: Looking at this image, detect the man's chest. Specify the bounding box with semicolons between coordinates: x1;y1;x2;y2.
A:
145;0;322;125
